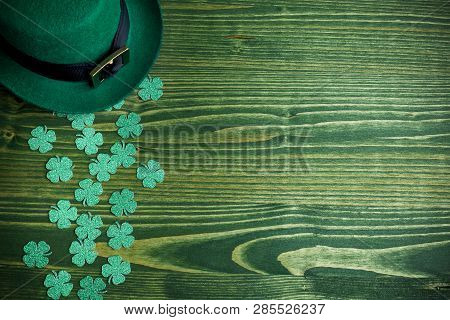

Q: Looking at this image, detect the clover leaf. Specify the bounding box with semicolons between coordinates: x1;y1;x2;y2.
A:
46;156;73;183
77;276;107;300
69;238;97;267
137;160;165;188
22;240;51;268
75;212;103;240
116;112;143;139
106;100;125;111
28;125;56;153
67;113;95;130
109;188;137;217
44;270;73;300
74;178;103;206
75;127;103;155
107;222;135;250
49;200;78;229
138;76;163;101
89;153;118;182
110;141;137;168
54;112;67;118
101;255;131;285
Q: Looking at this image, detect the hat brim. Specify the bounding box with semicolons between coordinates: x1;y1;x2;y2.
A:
0;0;162;114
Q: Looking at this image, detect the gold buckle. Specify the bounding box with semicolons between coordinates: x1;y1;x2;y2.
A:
89;46;130;88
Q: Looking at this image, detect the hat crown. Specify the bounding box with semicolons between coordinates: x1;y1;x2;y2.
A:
0;0;121;63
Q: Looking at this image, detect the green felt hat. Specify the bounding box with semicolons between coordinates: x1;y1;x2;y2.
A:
0;0;162;114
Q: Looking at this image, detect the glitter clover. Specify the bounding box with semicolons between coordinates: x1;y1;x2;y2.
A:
67;113;95;130
138;76;163;101
137;160;165;188
107;222;135;250
106;100;125;111
69;238;97;267
28;125;56;153
75;178;103;206
75;127;103;155
46;156;73;183
109;188;137;217
44;270;73;300
110;141;137;168
89;153;118;182
116;112;143;139
54;112;67;118
77;276;107;300
22;240;51;268
49;200;78;229
101;255;131;285
75;212;103;241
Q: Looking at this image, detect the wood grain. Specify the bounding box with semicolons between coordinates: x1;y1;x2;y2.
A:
0;0;449;299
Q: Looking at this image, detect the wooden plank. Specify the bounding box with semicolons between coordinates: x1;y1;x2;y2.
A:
0;0;449;299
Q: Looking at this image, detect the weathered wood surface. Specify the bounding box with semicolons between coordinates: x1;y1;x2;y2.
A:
0;0;449;299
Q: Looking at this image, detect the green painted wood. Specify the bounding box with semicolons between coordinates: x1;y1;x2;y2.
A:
0;0;449;299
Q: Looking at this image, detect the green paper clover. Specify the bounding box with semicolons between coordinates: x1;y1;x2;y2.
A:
75;127;103;155
109;188;137;217
138;76;163;101
54;112;67;118
106;100;125;111
44;270;73;300
77;276;107;300
107;222;135;250
22;240;51;268
49;200;78;229
101;255;131;285
67;113;95;130
75;178;103;206
89;153;118;182
137;160;165;188
116;113;143;139
75;212;103;240
110;141;137;168
69;238;97;267
46;156;73;183
28;126;56;153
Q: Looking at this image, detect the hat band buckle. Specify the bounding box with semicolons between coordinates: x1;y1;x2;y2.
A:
89;46;130;88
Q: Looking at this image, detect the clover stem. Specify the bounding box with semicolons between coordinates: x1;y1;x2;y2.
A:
44;251;53;256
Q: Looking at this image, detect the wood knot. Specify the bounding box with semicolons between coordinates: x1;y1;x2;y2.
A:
0;125;16;144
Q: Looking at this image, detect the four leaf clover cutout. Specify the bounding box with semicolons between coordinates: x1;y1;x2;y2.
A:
44;270;73;300
75;127;103;155
67;113;95;130
23;241;52;268
75;212;103;240
137;160;165;188
107;222;135;250
109;188;137;217
116;112;143;139
89;153;118;182
46;156;73;183
75;178;103;206
69;238;97;267
110;141;137;168
102;255;131;285
49;200;78;229
24;75;166;299
78;276;106;300
138;75;163;101
28;125;56;153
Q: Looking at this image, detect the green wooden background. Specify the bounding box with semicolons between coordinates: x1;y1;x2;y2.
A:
0;0;449;299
